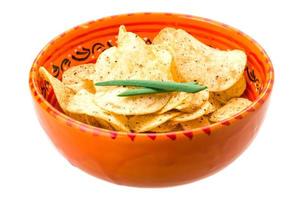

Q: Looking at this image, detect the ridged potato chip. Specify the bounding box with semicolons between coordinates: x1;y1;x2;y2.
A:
175;89;209;112
39;67;74;113
67;89;130;132
153;28;247;92
150;121;180;133
128;111;180;132
180;116;210;130
213;75;247;104
210;98;252;122
172;101;211;122
94;87;170;115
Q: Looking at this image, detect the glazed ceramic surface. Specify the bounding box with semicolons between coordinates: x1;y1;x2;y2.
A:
29;13;274;187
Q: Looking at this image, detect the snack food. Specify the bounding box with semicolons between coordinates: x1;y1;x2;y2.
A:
210;98;252;122
153;28;247;92
128;111;180;132
62;63;96;93
180;117;210;130
39;26;251;133
213;75;247;104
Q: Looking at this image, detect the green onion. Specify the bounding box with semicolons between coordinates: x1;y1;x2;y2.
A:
117;88;170;96
95;80;207;93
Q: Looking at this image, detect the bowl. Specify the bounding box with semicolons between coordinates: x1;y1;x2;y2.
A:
29;13;274;187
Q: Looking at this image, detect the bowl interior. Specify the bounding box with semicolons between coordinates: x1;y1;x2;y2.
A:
31;13;272;120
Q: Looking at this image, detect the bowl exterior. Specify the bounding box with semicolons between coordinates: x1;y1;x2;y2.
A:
29;13;274;187
32;96;270;187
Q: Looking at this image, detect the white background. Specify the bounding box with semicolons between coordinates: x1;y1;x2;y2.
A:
0;0;299;199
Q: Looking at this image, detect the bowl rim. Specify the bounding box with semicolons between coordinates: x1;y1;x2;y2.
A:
29;12;274;139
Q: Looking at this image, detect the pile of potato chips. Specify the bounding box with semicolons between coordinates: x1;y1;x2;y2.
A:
39;25;252;133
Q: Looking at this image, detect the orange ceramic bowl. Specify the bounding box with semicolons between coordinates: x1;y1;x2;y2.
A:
29;13;274;187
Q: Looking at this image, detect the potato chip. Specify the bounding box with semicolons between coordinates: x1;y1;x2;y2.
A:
171;101;211;122
65;112;88;124
150;121;180;133
66;111;113;129
62;64;95;84
210;98;252;122
84;114;112;129
67;89;130;131
153;28;247;92
128;111;180;132
180;116;210;130
66;80;96;94
94;87;170;115
117;25;146;50
62;64;96;93
175;89;209;112
150;44;175;80
213;75;246;104
39;67;74;113
94;47;121;83
158;92;189;114
205;93;222;114
95;27;173;83
93;27;174;115
152;27;177;52
38;26;251;133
